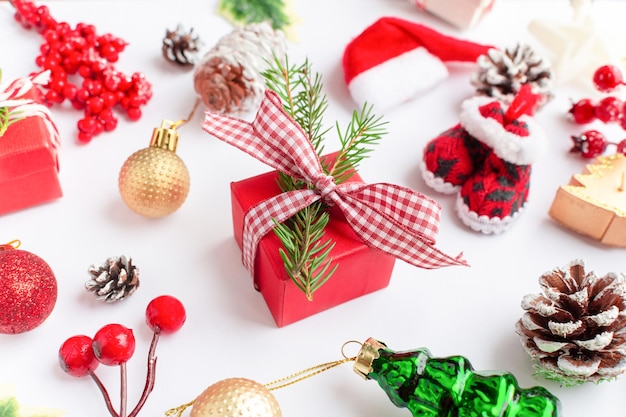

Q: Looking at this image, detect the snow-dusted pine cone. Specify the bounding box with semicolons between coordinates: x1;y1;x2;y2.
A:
162;24;202;66
472;44;553;110
85;256;140;303
193;22;287;115
516;260;626;385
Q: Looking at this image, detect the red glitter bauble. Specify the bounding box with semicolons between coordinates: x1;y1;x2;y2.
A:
0;247;58;334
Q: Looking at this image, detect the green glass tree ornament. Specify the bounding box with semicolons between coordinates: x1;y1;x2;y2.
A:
353;338;561;417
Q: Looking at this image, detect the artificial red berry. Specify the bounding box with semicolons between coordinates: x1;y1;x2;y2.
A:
59;335;99;377
595;96;623;123
92;323;135;366
569;99;596;124
145;295;186;334
593;65;624;92
77;132;93;143
127;107;142;121
78;116;98;133
570;130;608;158
617;139;626;155
87;97;104;114
62;83;78;101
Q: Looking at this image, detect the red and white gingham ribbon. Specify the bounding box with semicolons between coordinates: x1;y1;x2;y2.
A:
203;90;467;277
1;71;61;165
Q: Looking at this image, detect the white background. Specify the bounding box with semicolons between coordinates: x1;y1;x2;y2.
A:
1;1;625;416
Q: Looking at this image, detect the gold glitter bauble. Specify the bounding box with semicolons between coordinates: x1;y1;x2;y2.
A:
118;121;190;218
190;378;281;417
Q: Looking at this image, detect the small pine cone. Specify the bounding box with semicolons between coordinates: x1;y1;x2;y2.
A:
472;44;554;110
85;256;140;303
193;22;287;115
163;24;203;66
516;260;626;385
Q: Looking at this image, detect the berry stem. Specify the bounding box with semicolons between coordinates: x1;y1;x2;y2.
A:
89;370;120;417
128;331;160;417
120;363;128;417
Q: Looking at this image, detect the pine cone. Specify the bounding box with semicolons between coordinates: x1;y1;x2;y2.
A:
85;256;140;303
471;44;554;110
162;24;202;66
193;22;287;115
516;260;626;385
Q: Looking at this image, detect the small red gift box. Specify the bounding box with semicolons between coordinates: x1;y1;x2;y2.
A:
0;88;62;215
231;166;396;327
411;0;495;29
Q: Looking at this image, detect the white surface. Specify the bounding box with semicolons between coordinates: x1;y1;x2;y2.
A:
1;1;625;416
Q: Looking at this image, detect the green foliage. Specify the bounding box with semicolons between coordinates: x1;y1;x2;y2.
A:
262;56;386;300
217;0;290;31
532;361;584;387
0;396;18;417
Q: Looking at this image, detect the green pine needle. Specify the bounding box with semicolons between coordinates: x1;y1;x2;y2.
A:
263;56;385;300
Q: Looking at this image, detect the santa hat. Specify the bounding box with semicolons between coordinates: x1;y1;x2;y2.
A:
343;17;493;112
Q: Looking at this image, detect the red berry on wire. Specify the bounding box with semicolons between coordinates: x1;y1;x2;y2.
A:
569;99;596;124
593;65;624;92
145;295;186;334
92;323;136;366
595;96;623;123
617;139;626;155
59;335;99;377
570;130;608;158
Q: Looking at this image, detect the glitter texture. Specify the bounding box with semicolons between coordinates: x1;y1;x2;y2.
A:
0;249;58;334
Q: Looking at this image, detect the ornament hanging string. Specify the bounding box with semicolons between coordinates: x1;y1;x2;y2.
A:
0;240;21;251
203;90;467;280
165;342;359;417
169;97;202;131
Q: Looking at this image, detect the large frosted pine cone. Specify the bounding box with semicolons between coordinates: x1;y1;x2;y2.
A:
516;259;626;385
193;22;287;114
472;44;553;111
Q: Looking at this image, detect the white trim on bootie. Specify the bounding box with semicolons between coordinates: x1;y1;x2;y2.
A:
455;194;524;234
459;96;547;166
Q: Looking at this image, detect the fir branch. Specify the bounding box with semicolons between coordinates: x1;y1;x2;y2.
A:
262;56;330;159
273;211;337;301
262;56;386;300
328;103;388;185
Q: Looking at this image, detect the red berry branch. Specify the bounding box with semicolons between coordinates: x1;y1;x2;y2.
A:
568;65;626;158
58;295;186;417
9;0;152;143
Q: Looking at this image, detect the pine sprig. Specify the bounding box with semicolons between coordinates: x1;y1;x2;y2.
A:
262;56;385;300
329;103;387;184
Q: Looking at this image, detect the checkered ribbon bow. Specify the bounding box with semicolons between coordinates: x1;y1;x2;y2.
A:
203;90;467;277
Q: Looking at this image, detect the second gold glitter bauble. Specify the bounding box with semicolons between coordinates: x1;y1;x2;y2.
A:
118;121;190;218
190;378;281;417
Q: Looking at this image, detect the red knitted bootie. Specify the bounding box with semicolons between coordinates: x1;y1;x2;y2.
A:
421;124;491;193
457;151;532;233
422;85;547;234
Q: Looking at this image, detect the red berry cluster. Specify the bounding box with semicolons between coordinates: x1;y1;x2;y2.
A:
12;0;152;143
58;295;186;417
568;65;626;158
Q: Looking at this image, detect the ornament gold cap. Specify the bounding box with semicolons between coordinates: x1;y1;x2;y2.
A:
354;337;385;380
150;120;180;152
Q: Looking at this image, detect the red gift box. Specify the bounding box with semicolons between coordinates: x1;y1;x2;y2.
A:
411;0;495;29
231;165;396;327
0;88;62;215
